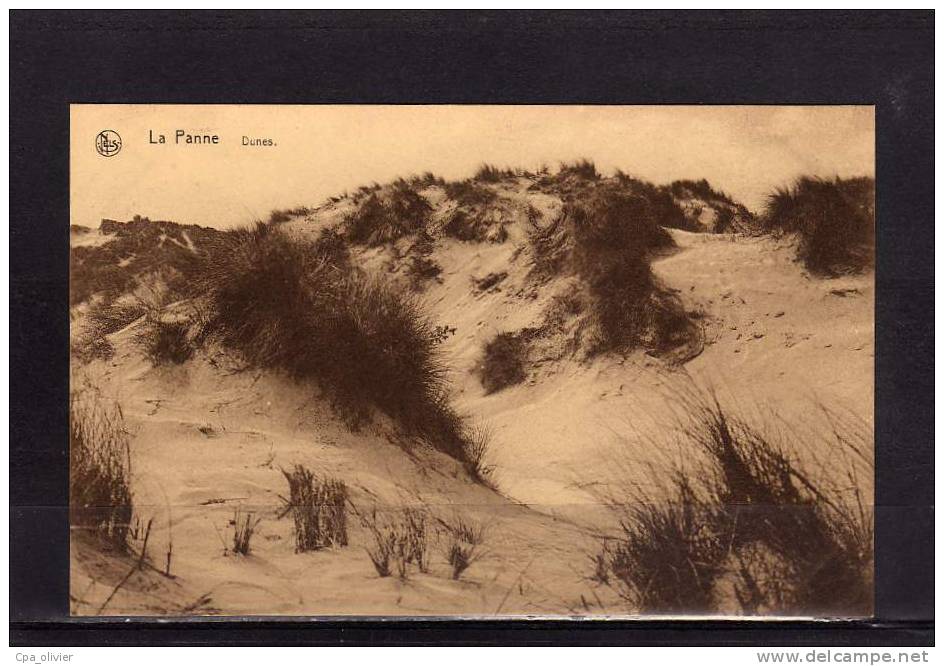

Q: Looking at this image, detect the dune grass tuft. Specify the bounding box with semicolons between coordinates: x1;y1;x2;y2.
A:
558;159;600;181
231;507;261;556
194;223;473;463
346;181;433;246
532;187;693;355
135;317;193;365
595;393;873;616
70;387;133;551
762;176;874;275
363;507;430;579
445;179;498;207
479;332;528;394
281;465;348;551
474;164;516;183
440;514;487;580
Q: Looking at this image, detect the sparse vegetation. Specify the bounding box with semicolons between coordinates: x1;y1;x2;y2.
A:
70;217;221;306
362;507;430;579
440;514;487;580
231;508;261;556
268;207;311;224
532;187;694;355
70;386;133;551
461;423;495;486
71;332;115;364
558;158;600;181
474;164;516;183
281;465;348;552
669;178;737;207
87;300;147;336
595;394;873;616
346;181;433;246
472;271;507;292
442;209;506;243
407;255;443;290
134;317;193;366
444;179;498;207
762;176;875;275
479;332;528;394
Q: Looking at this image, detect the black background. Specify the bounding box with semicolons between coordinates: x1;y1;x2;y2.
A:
9;10;934;646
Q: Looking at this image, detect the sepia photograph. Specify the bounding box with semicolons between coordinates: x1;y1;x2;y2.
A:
66;104;877;618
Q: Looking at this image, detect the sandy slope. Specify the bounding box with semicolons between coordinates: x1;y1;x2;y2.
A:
72;339;612;616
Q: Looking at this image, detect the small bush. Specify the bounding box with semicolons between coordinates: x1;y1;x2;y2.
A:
533;187;693;355
71;333;115;364
474;164;516;183
596;395;874;616
558;159;600;181
70;387;133;551
346;181;432;246
461;423;495;486
231;507;261;556
281;465;348;551
443;210;489;242
407;255;443;290
479;332;528;394
135;317;193;365
363;507;430;579
669;178;737;207
445;180;497;207
762;176;875;275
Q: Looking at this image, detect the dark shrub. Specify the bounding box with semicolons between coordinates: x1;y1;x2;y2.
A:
714;207;735;233
445;180;497;207
604;473;724;613
70;387;133;551
479;332;528;394
88;301;147;336
231;507;261;556
535;187;692;354
346;181;432;246
558;159;600;181
474;164;515;183
195;223;470;461
597;395;873;616
762;176;875;275
135;318;193;365
407;255;443;290
612;173;696;231
363;507;430;579
410;172;445;187
70;218;223;305
669;178;737;206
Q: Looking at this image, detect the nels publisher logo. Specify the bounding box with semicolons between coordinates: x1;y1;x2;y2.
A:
95;130;122;157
